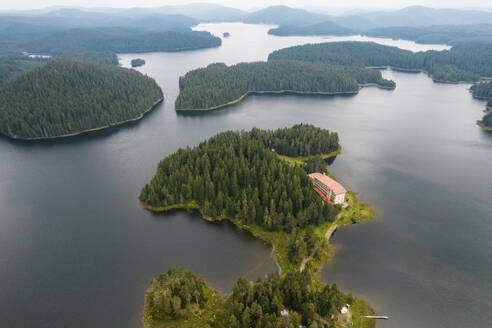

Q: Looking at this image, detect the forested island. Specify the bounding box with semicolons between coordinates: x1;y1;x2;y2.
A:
0;60;163;139
175;61;395;110
144;268;374;328
268;41;492;83
131;58;146;67
140;125;376;327
471;81;492;130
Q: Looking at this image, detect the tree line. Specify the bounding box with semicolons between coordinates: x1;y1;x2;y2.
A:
0;60;163;139
268;22;492;47
471;81;492;99
268;41;492;82
365;25;492;46
269;21;354;37
26;27;221;54
139;125;340;232
145;268;354;328
0;53;48;85
145;268;211;322
471;81;492;129
0;51;119;85
175;61;395;110
223;271;348;328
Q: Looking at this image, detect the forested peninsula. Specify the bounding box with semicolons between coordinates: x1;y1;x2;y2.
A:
175;61;395;110
268;21;355;37
268;22;492;46
364;24;492;46
471;81;492;130
0;60;163;139
268;41;492;83
140;125;376;327
144;267;374;328
26;28;222;54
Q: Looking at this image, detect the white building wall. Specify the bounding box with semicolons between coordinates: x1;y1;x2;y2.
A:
334;193;346;205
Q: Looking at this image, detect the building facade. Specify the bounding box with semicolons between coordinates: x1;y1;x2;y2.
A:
308;172;347;205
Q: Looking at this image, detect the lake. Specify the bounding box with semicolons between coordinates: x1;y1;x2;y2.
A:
0;23;490;328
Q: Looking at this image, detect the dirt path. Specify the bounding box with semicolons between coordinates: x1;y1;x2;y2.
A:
300;223;338;272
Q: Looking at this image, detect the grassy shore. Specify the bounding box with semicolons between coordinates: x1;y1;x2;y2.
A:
276;145;341;167
478;120;492;131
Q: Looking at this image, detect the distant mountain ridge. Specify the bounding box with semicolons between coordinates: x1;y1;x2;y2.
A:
241;5;330;26
239;5;492;42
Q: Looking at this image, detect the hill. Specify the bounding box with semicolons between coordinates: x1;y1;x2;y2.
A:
175;61;395;110
241;5;330;26
356;6;492;28
0;60;163;139
145;3;245;22
365;24;492;45
0;9;199;31
268;20;354;36
26;27;221;54
241;5;492;38
0;53;48;84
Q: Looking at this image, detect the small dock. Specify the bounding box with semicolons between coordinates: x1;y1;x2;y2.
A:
364;315;389;320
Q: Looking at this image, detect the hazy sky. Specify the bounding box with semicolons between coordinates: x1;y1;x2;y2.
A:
2;0;492;11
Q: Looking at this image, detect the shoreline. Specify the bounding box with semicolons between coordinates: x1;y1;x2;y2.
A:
138;150;373;276
1;97;164;141
477;120;492;131
139;190;375;276
275;145;341;166
175;85;394;112
471;94;491;100
139;199;286;273
371;65;481;84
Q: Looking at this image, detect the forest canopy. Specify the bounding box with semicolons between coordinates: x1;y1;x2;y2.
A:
144;268;212;323
140;125;340;232
268;21;355;37
144;268;364;328
175;60;395;110
470;81;492;99
268;41;492;82
365;24;492;46
471;81;492;129
26;27;222;54
0;60;163;139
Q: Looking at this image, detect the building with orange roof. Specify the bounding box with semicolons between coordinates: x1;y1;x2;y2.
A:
308;172;347;205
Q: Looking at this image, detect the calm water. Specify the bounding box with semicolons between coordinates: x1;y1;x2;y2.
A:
0;23;490;328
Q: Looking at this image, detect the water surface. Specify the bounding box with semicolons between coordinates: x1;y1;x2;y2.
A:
1;23;488;328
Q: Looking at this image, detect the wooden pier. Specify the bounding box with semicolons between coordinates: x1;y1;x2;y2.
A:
364;315;389;320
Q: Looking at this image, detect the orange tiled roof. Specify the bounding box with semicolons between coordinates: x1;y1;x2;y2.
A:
308;172;347;195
